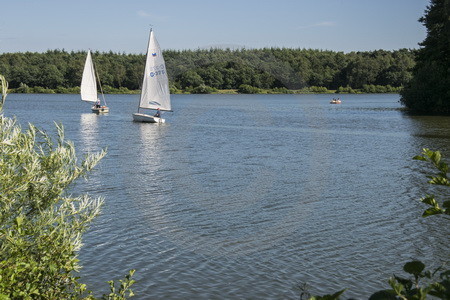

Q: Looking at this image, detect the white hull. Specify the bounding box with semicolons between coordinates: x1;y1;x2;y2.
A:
132;113;165;123
91;105;109;113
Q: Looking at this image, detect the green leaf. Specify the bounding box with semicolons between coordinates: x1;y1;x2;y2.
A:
330;289;346;299
421;195;438;207
393;275;413;290
413;155;427;161
368;290;397;300
14;216;24;227
389;277;404;295
422;207;443;217
432;151;441;164
403;261;425;276
308;289;346;300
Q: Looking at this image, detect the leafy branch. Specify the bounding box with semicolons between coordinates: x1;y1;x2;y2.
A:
0;74;8;107
413;148;450;217
103;269;136;300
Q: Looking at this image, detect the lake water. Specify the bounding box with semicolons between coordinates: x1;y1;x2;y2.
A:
3;93;450;299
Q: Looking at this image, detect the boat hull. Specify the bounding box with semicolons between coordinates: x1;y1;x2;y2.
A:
91;106;109;113
132;113;165;123
330;100;341;104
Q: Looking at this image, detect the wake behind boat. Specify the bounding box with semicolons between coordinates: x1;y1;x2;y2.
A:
81;50;109;113
132;29;172;123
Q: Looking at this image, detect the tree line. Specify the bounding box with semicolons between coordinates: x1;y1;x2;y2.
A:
0;47;415;93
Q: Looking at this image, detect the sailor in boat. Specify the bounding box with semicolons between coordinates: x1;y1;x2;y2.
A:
154;108;161;118
330;97;341;104
95;98;101;108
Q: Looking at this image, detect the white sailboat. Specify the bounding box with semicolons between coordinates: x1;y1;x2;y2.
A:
81;50;109;113
133;29;172;123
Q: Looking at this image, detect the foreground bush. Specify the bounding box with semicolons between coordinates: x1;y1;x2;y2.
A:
0;87;135;298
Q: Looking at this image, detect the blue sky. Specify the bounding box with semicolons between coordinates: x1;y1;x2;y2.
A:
0;0;429;53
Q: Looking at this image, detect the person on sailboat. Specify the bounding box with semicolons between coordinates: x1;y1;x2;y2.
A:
95;98;101;108
154;108;161;118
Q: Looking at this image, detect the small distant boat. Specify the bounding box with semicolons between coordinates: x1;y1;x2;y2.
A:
81;50;109;113
133;29;172;123
330;98;342;104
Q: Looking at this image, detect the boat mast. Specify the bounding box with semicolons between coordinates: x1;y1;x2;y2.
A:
137;28;153;114
92;53;107;106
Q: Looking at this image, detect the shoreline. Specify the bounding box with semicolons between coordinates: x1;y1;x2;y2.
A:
6;87;402;96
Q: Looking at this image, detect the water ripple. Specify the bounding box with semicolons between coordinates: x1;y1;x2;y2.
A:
5;94;449;299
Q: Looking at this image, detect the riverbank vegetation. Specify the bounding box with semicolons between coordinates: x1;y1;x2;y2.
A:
400;0;450;115
0;47;414;95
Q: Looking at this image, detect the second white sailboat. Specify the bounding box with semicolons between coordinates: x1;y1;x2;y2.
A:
81;50;109;113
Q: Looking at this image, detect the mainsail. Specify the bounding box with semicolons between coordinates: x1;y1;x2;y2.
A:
81;50;97;103
139;30;171;111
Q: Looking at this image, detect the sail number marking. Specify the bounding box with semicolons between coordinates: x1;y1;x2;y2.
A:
149;64;166;78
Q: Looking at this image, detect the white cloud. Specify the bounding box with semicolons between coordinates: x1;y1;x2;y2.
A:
137;10;152;18
136;10;168;23
297;21;336;30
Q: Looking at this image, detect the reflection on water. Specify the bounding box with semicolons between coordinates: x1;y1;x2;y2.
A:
80;113;99;152
138;123;166;163
409;115;450;146
3;93;450;299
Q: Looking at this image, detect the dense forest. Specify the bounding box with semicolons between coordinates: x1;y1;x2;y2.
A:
0;48;416;94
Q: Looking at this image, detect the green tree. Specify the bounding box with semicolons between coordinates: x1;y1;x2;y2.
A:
189;84;217;94
65;52;85;88
178;70;204;88
378;49;415;87
197;67;224;89
238;84;262;94
39;65;65;88
400;0;450;115
344;54;381;89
